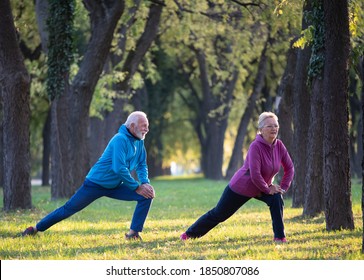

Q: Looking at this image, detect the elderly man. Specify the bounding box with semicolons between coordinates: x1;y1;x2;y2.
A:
22;111;155;240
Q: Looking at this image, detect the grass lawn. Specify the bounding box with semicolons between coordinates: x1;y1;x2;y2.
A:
0;176;363;260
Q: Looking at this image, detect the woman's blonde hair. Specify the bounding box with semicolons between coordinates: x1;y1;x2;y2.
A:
257;112;278;131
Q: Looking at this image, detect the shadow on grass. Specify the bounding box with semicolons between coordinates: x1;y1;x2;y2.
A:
287;214;326;224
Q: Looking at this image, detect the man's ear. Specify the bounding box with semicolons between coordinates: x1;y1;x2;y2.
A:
129;123;136;132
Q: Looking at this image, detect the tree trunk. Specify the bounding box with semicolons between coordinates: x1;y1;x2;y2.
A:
225;37;269;179
89;117;108;166
360;57;364;253
348;75;362;178
0;97;3;187
102;2;163;143
276;41;297;196
193;46;238;180
291;0;312;208
303;78;324;216
0;0;32;210
276;44;296;156
49;0;125;199
359;57;364;253
302;0;325;216
41;108;51;186
323;0;354;230
202;120;227;180
35;0;49;53
51;95;73;198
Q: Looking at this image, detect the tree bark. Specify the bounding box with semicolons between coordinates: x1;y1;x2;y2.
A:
291;0;312;208
302;0;325;216
51;95;73;198
275;41;297;195
303;78;324;216
41;109;51;186
0;0;32;210
0;97;3;187
35;0;49;53
276;45;296;157
89;117;108;166
359;57;364;253
323;0;354;230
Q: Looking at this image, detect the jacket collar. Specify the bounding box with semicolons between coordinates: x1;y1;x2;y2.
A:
256;134;277;147
119;124;141;141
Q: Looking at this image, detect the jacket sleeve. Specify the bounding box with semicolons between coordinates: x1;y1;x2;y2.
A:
248;144;271;194
279;144;294;191
135;144;150;184
112;138;140;190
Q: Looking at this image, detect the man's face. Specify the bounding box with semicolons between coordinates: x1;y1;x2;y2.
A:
131;117;149;140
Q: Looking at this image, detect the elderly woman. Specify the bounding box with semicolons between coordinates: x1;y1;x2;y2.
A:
180;112;294;243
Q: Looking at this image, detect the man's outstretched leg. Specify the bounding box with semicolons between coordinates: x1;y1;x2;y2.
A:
22;180;105;236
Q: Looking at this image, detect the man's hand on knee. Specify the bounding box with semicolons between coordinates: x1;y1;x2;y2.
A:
136;183;155;199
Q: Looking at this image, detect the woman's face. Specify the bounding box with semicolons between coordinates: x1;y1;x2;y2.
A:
261;117;279;143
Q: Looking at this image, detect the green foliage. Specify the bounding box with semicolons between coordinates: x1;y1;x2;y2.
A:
292;0;325;83
292;1;326;83
349;0;364;68
152;1;304;169
293;25;314;49
161;1;261;82
306;1;325;82
89;73;122;119
0;178;363;260
46;0;75;100
72;1;90;54
12;0;41;50
293;0;364;84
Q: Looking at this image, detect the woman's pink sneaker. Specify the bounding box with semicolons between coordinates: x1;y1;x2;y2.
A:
180;232;190;241
273;237;287;243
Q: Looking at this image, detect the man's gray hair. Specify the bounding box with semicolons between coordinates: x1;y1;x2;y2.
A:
125;111;147;128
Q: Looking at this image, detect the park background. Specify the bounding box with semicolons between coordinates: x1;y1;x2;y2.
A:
1;0;364;259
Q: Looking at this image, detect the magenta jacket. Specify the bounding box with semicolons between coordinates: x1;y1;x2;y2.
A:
229;134;294;197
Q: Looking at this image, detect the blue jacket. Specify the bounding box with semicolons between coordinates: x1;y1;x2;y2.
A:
86;124;150;190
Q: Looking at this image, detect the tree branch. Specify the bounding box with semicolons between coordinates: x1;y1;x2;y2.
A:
230;0;261;8
148;0;166;6
172;0;246;21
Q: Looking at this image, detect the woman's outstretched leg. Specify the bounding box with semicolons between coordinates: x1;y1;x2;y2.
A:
182;186;251;239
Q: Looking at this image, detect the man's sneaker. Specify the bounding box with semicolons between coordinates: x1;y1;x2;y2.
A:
22;226;37;237
180;232;190;241
125;232;142;240
273;237;287;243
